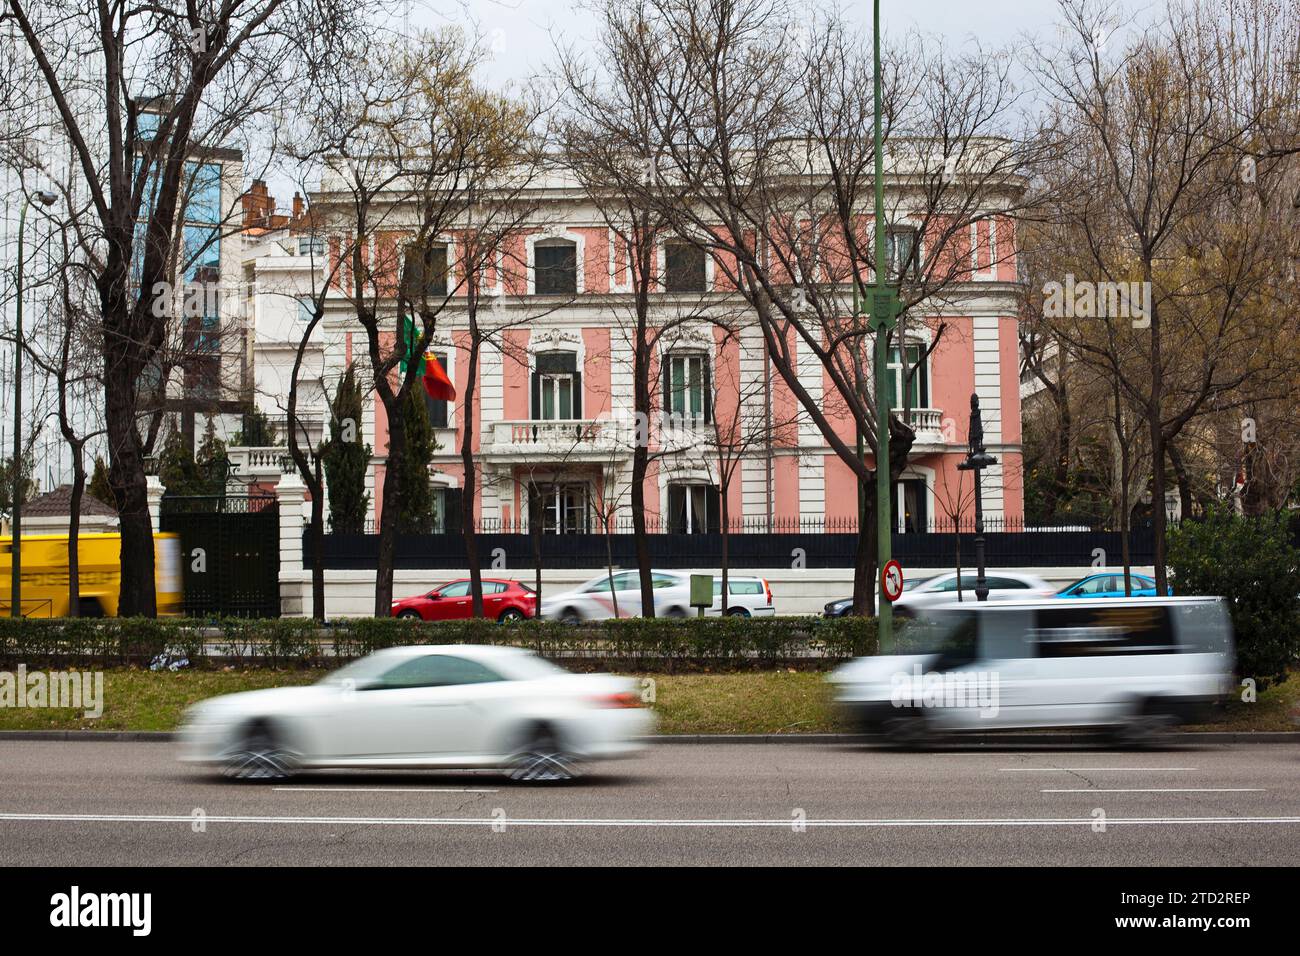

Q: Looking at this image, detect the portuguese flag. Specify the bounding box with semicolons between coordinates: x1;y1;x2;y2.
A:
400;317;456;401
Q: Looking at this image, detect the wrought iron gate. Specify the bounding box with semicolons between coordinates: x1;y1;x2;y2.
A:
159;494;280;618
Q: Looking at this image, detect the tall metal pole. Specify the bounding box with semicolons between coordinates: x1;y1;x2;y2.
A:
872;0;893;649
10;197;29;617
958;393;997;601
973;469;987;601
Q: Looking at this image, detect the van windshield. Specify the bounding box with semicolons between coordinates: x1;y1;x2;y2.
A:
893;609;979;667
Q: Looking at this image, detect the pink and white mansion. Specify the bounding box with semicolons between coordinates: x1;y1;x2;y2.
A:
236;165;1024;538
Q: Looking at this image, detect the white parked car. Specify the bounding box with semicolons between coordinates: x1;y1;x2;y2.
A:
179;645;655;782
708;575;776;617
539;570;775;620
829;596;1234;745
540;570;693;621
891;570;1055;618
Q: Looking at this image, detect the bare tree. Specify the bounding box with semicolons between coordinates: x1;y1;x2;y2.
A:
1030;0;1297;591
575;0;1037;614
2;0;369;614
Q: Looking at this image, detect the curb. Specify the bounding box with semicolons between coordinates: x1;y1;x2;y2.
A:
0;730;1297;744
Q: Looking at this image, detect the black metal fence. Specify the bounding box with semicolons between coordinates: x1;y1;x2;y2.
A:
161;494;281;617
308;524;1159;571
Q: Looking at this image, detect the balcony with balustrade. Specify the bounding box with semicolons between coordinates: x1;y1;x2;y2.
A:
486;418;636;460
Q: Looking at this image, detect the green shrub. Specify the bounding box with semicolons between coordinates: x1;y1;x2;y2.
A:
0;614;877;669
1168;507;1300;689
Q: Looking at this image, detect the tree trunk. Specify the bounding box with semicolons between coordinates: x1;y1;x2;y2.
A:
851;487;878;617
1147;279;1168;593
462;336;484;618
605;529;619;618
105;357;155;616
631;312;654;618
67;455;85;618
373;405;406;616
531;516;543;612
310;456;325;620
719;469;730;612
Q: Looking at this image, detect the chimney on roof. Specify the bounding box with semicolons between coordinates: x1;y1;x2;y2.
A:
292;192;304;220
241;179;276;231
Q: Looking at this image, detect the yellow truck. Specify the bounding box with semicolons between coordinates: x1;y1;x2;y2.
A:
0;533;183;617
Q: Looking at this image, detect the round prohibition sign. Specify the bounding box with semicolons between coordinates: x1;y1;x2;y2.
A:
881;560;904;603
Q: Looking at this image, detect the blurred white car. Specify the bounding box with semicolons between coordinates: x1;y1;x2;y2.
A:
891;570;1055;618
179;645;654;782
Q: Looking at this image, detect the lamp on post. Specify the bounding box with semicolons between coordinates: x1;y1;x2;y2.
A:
956;393;998;601
9;188;58;618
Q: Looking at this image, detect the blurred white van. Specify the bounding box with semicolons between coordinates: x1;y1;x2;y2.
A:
829;596;1234;745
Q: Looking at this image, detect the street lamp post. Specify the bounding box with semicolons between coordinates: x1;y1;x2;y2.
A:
9;189;58;618
956;393;998;601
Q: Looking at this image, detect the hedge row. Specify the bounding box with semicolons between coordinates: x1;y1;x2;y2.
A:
0;615;878;669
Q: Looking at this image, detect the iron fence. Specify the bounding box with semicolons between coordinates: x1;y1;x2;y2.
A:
308;524;1160;571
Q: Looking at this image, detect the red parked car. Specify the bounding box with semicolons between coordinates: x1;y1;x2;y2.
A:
390;579;537;623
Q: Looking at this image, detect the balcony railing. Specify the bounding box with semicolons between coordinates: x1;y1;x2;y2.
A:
490;419;633;454
895;407;947;444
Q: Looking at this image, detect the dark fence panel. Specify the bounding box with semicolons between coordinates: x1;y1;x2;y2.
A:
307;526;1158;571
161;495;281;617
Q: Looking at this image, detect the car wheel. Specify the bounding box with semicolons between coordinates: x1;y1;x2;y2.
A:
664;606;688;619
883;712;932;750
396;609;422;620
498;607;525;624
725;607;751;618
1114;702;1178;748
559;608;582;625
221;721;298;782
507;725;581;783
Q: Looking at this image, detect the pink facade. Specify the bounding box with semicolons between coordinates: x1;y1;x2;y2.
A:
339;212;1023;536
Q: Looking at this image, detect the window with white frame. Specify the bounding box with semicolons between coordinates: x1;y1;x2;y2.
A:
663;352;712;424
534;239;578;295
886;226;919;279
664;240;706;293
886;344;929;409
529;482;589;534
532;351;581;420
402;243;449;300
667;484;721;534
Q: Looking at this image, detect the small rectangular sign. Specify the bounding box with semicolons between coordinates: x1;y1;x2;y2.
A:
689;574;714;608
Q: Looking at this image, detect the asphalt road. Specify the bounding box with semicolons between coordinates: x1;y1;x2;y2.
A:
1;740;1296;865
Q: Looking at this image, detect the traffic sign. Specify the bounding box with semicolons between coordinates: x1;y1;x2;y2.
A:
881;559;904;602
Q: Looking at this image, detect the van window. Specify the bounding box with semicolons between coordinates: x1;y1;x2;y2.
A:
1030;605;1177;657
897;609;979;669
714;579;762;595
1170;601;1232;653
979;607;1033;660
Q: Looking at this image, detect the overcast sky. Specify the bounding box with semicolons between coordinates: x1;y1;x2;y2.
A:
415;0;1150;90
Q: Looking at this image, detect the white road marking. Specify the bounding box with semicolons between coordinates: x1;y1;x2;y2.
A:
274;787;499;794
1041;788;1264;793
998;767;1199;772
2;811;1298;829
